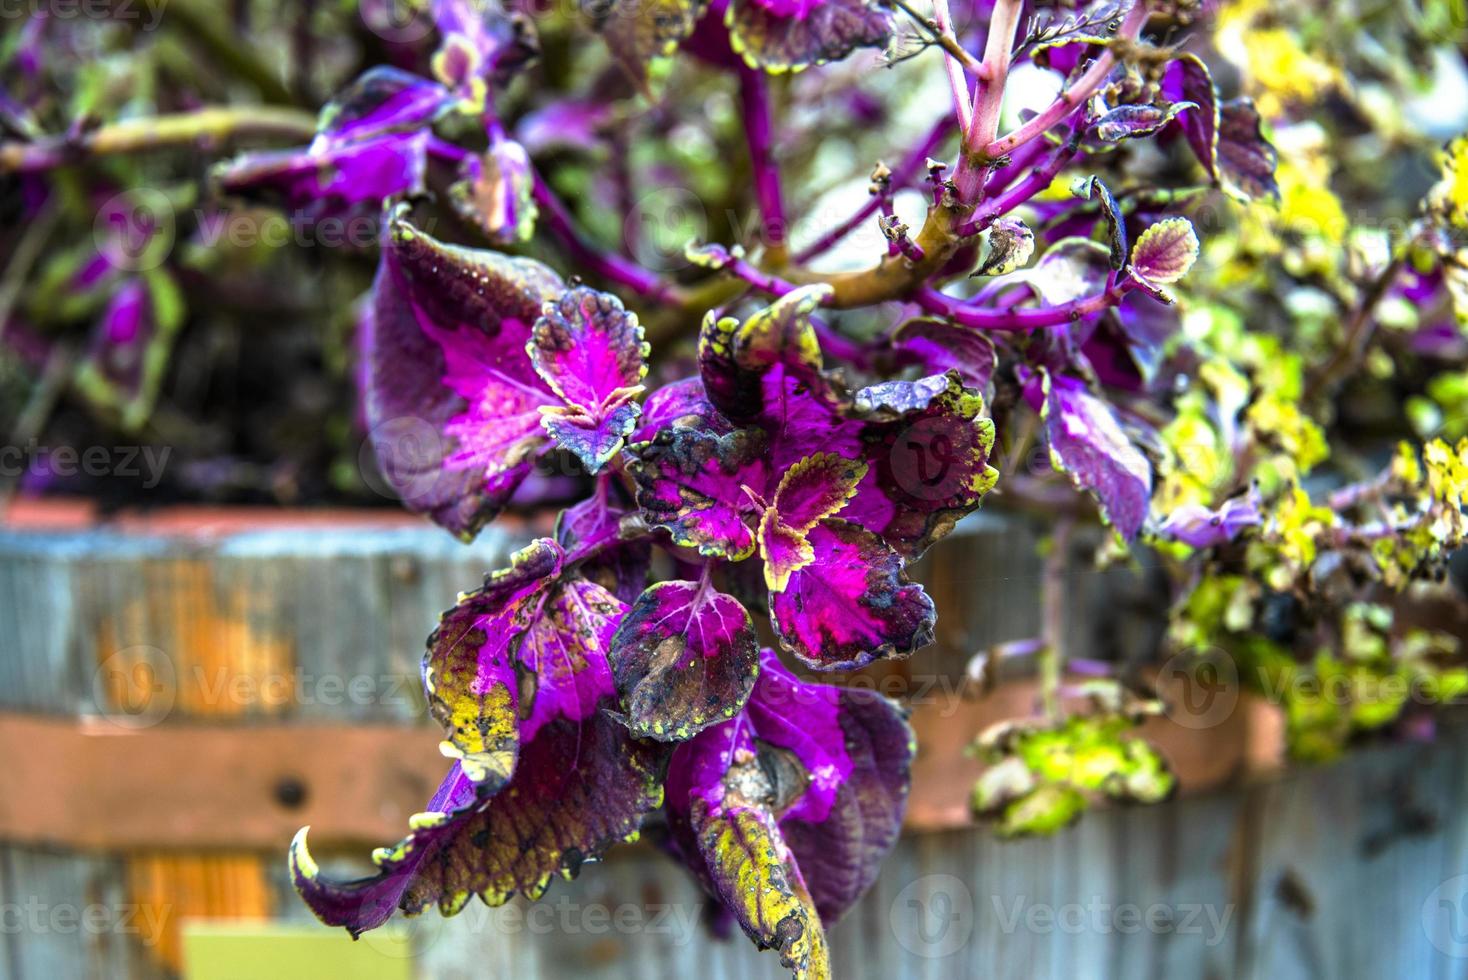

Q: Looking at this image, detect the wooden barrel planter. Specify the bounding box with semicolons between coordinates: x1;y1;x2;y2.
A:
2;500;1466;978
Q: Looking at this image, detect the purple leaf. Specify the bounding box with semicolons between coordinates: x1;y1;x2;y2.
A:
845;371;1000;559
1042;372;1152;539
608;579;760;740
360;209;564;539
725;0;893;72
634;376;720;440
556;479;653;603
75;273;183;431
626;419;769;559
516;577;625;744
757;452;867;591
214;68;454;219
892;318;998;394
1157;493;1261;548
1095;101;1198;142
316;66;454;141
1217;97;1280;201
290;710;664;934
699;284;839;431
1129;218;1199;300
430;0;540;88
449;137;538;246
1161;54;1219;180
769;520;935;670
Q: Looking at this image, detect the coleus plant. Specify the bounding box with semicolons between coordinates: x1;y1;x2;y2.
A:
16;0;1468;972
227;0;1266;970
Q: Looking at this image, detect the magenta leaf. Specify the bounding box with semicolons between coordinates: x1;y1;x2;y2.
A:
75;273;184;432
608;579;760;741
1157;492;1262;548
214;68;453;219
316;66;453;140
757;452;867;591
699;284;840;432
663;651;912;971
770;520;935;670
516;577;626;743
634;375;721;440
1129;218;1200;302
1042;372;1152;540
626;419;770;559
529;285;649;473
449;136;538;246
726;0;893;73
360;208;564;539
429;0;539;90
1162;54;1220;180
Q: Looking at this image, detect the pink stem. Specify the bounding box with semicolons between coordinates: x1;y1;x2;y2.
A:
738;65;787;255
968;0;1024;149
984;2;1149;159
914;281;1131;332
932;0;974;137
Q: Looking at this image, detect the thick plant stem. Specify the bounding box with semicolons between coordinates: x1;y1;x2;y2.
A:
738;66;789;267
983;2;1150;160
0;107;318;174
954;0;1024;201
968;0;1024;150
960;113;1085;235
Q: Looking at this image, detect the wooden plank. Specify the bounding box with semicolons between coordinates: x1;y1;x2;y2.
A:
0;716;445;851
